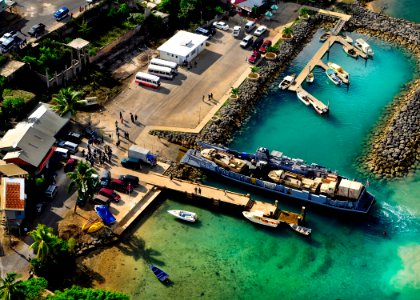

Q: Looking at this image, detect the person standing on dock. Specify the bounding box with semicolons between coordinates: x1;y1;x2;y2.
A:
198;188;201;195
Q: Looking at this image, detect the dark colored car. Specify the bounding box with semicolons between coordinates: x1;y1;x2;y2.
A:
195;27;212;37
121;157;141;170
100;169;111;187
28;23;46;36
259;39;272;53
64;158;78;173
248;51;261;64
252;38;263;51
90;194;111;206
118;174;140;187
110;179;134;194
99;188;121;203
66;131;82;144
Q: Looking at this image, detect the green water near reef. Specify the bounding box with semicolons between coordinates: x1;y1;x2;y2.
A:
82;32;419;299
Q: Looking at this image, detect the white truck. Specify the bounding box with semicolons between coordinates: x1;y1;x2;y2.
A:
128;145;157;167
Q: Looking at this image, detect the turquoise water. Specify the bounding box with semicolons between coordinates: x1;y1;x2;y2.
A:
373;0;420;23
82;32;419;299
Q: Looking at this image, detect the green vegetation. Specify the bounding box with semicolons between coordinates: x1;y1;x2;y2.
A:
0;55;7;68
0;76;6;101
2;97;25;115
231;87;239;96
282;27;294;38
250;66;261;73
0;272;25;300
48;286;129;300
2;89;36;103
66;160;98;211
266;45;280;53
29;224;76;285
20;277;48;300
50;87;83;117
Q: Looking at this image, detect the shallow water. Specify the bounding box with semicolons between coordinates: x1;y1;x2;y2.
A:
82;31;419;299
372;0;420;23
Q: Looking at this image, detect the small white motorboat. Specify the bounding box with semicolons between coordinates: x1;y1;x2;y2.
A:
327;62;349;84
325;68;343;86
297;90;311;106
168;210;197;222
289;223;312;236
306;72;314;84
319;32;331;42
354;38;374;57
343;45;358;59
340;33;353;44
278;74;295;90
242;211;279;228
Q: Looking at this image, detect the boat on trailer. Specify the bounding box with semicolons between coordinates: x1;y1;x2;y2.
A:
168;210;197;222
180;142;376;215
354;38;374;57
327;62;350;84
325;68;343;86
279;74;295;90
289;223;312;236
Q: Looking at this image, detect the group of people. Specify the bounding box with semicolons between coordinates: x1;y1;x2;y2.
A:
82;143;113;167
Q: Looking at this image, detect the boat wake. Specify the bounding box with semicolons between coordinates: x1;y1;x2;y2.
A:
376;201;420;234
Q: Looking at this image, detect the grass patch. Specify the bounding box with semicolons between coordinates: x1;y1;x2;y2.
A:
3;89;36;103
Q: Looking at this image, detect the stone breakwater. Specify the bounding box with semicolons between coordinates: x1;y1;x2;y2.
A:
360;79;420;179
150;15;334;147
344;3;420;178
345;4;420;58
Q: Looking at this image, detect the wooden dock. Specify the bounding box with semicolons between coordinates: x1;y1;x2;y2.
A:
111;167;305;235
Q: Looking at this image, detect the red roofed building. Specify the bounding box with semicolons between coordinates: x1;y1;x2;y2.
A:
0;177;26;227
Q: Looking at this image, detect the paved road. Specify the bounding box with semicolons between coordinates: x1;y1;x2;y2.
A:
9;0;88;35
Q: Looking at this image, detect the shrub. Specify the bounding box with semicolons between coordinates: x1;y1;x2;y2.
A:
2;97;25;114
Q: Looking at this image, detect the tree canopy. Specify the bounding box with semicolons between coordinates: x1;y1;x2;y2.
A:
0;272;25;300
50;87;83;117
47;286;129;300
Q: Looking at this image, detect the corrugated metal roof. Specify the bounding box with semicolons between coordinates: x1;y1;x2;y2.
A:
0;162;28;177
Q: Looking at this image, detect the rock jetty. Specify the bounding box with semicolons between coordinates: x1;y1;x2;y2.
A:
361;79;420;179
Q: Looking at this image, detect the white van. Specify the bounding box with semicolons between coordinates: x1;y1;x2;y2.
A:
58;141;78;154
54;147;70;160
244;21;256;33
233;26;241;37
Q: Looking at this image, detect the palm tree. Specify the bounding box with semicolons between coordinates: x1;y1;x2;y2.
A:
50;87;83;117
282;27;293;38
0;272;24;300
78;19;92;38
29;224;56;263
250;66;261;74
67;160;98;211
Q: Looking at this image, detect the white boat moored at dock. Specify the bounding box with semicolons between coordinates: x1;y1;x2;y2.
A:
326;68;343;86
242;211;280;228
289;223;312;236
279;74;295;90
354;38;374;57
327;62;350;84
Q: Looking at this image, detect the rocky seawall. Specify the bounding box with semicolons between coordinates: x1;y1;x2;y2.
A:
150;14;335;147
344;4;420;178
360;79;420;178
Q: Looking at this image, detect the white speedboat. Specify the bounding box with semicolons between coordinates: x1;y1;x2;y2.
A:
242;211;279;228
297;90;311;106
278;74;295;90
354;38;374;57
168;210;197;222
327;62;349;84
325;68;343;86
340;34;353;44
343;45;358;59
289;223;312;236
319;32;331;42
306;72;314;84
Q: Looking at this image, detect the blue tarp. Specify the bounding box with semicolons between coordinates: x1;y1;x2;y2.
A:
94;205;116;225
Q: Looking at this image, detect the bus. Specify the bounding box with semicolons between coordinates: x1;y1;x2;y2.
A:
150;58;178;74
134;72;161;88
147;65;175;80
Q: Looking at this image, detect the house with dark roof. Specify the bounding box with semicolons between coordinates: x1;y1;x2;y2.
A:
0;102;69;173
0;177;26;227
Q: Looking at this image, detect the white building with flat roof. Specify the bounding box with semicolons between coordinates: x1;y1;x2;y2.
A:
157;30;208;64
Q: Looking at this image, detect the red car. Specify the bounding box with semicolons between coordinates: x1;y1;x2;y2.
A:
110;179;134;194
99;187;121;203
64;158;78;173
259;39;272;53
248;51;261;64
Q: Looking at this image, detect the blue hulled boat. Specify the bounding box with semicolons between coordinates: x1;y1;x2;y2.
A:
180;142;375;215
149;264;169;283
